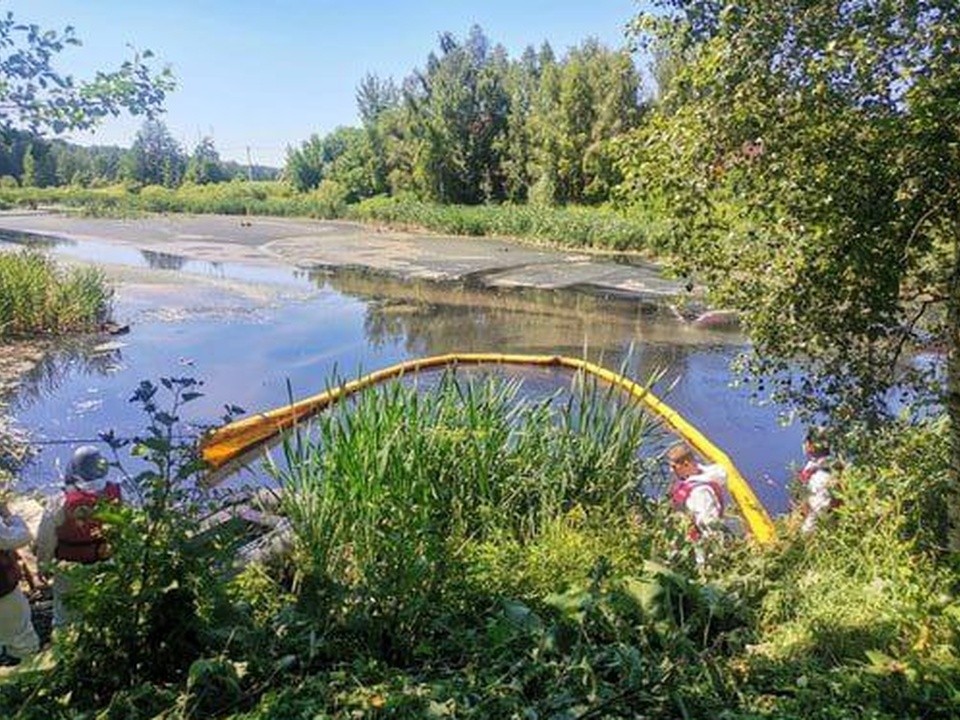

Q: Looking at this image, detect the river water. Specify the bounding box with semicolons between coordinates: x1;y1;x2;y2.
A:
2;231;805;515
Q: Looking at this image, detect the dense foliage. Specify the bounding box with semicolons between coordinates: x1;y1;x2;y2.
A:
616;1;960;465
0;250;112;337
0;12;172;135
0;183;660;252
287;27;643;206
1;375;957;719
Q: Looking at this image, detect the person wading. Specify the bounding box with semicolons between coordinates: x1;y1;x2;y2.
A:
35;446;121;628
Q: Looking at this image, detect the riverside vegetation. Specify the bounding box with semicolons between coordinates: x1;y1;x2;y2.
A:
1;2;958;716
0;373;956;719
0;250;112;339
0;183;663;254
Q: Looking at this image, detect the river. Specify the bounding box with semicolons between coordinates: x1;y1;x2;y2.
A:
0;218;805;514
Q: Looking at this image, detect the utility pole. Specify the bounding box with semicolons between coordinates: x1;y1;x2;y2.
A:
246;145;254;182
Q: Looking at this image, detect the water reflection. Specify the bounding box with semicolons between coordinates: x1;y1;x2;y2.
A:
141;249;189;271
5;233;805;513
6;338;124;412
0;228;62;249
313;267;734;357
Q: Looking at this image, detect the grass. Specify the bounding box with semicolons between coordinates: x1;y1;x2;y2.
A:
271;370;661;658
2;373;959;719
0;249;112;338
0;182;664;253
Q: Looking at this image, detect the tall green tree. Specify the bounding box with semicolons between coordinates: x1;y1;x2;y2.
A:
529;41;642;205
124;119;185;187
184;136;226;185
21;140;56;187
402;26;511;204
619;1;960;521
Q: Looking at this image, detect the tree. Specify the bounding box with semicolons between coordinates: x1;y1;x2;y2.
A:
401;26;511;204
125;119;184;186
0;11;173;135
619;2;960;525
356;73;398;127
22;140;56;187
529;41;642;205
184;137;226;185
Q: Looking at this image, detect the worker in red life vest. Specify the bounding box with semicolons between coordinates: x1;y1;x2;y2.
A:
798;427;837;534
35;446;121;628
0;500;39;665
666;442;728;565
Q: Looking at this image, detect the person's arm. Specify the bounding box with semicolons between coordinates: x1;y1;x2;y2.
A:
0;504;31;550
697;463;728;487
35;495;64;565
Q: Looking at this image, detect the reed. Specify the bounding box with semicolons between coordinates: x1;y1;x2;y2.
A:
270;369;659;654
0;184;659;252
0;250;112;337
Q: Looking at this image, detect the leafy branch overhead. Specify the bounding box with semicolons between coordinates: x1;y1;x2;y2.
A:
0;11;174;135
618;1;960;429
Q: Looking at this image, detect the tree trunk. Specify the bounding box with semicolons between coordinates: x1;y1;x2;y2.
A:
947;230;960;551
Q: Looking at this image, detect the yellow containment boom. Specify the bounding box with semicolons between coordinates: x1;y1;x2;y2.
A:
200;353;776;544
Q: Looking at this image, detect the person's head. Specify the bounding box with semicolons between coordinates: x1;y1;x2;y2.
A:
67;445;109;484
666;442;699;480
804;427;830;458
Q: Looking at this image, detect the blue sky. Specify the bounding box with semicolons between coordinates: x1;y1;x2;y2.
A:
5;1;645;167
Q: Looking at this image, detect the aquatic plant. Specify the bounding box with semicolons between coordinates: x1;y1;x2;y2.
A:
0;183;660;252
271;370;659;658
0;249;112;337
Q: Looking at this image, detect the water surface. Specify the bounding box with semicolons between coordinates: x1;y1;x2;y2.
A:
3;231;804;513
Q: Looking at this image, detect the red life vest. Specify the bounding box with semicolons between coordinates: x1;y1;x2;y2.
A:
798;456;830;484
0;549;22;598
670;478;725;514
670;478;725;542
55;482;122;564
797;457;842;510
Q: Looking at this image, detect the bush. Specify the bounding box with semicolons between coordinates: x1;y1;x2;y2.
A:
47;378;243;703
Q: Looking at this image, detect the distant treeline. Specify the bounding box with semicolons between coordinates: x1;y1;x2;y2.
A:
286;26;643;207
3;26;642;209
0;125;279;189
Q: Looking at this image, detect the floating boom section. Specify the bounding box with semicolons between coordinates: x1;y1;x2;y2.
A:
200;353;776;544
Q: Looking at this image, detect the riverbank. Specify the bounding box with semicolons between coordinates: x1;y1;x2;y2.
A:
0;210;692;309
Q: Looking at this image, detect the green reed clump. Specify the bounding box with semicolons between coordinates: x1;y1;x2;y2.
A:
271;371;658;656
0;250;112;337
347;196;655;251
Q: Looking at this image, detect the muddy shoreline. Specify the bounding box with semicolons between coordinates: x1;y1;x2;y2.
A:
0;211;692;305
0;209;705;417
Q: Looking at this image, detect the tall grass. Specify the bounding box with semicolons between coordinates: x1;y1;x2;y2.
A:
0;250;112;337
0;183;661;252
270;370;659;655
348;196;656;251
0;181;348;220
